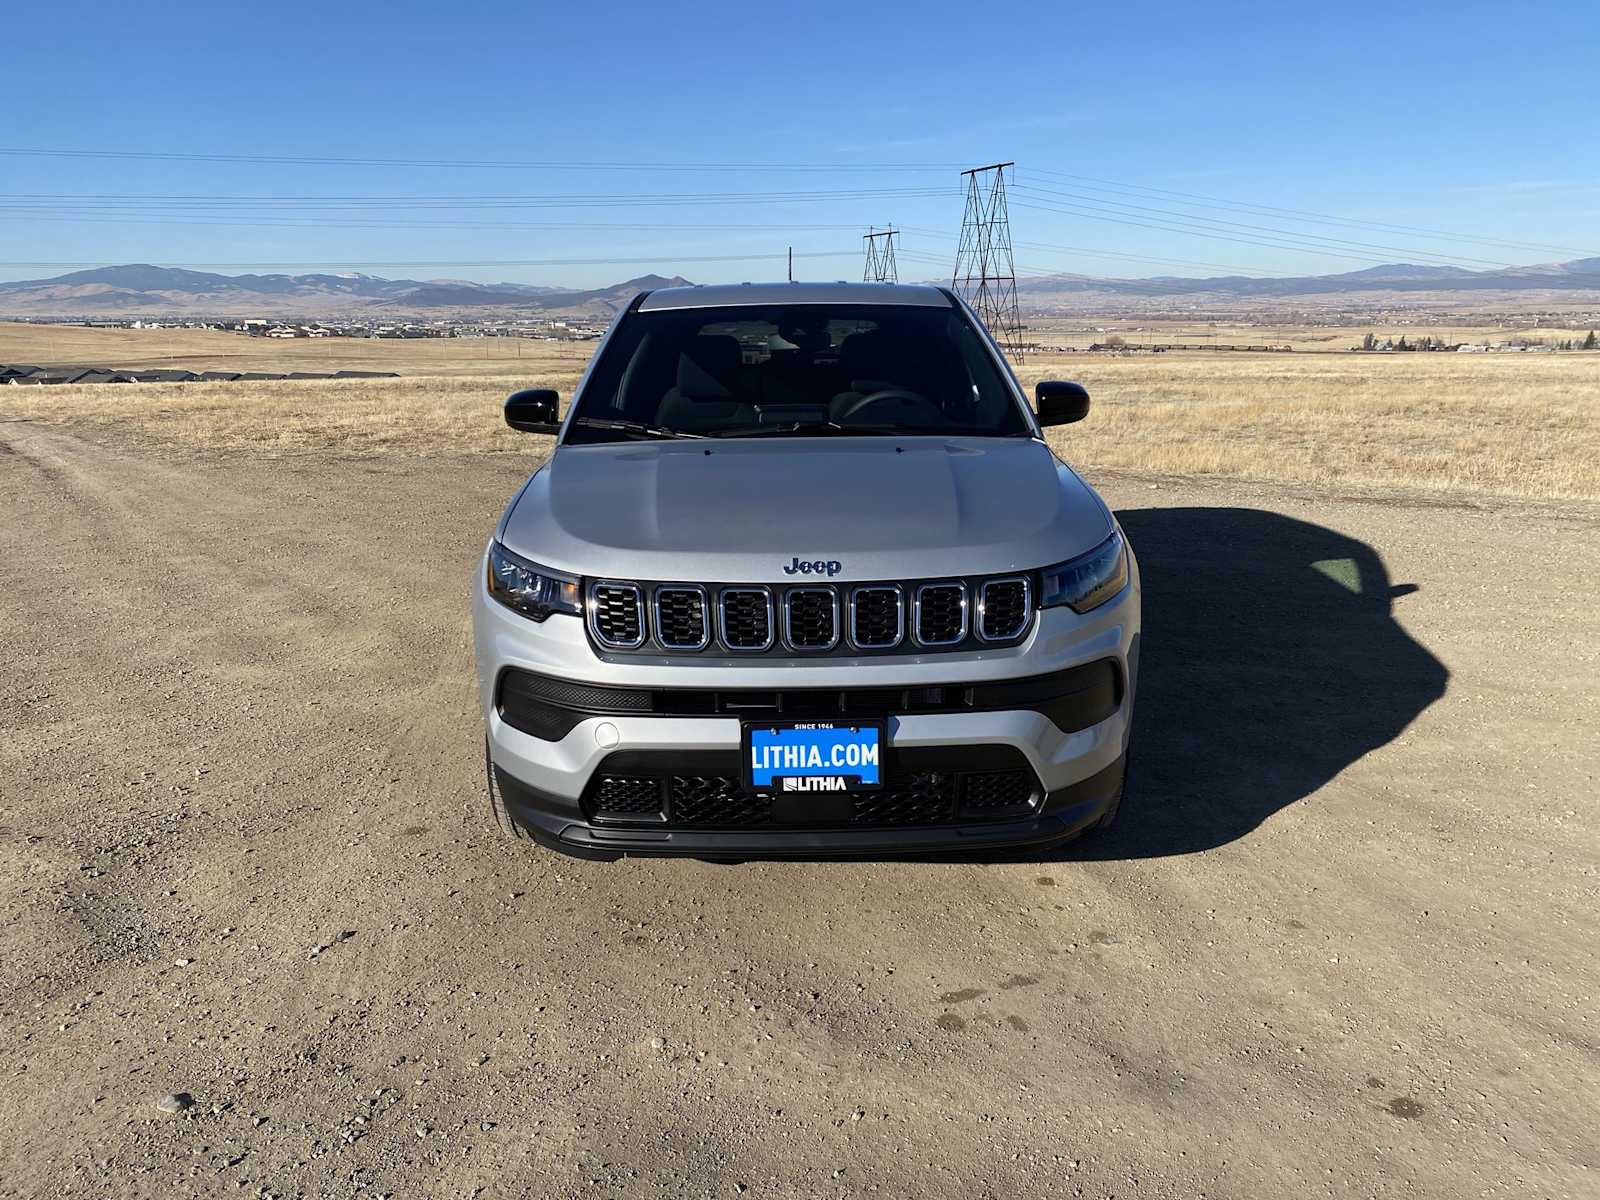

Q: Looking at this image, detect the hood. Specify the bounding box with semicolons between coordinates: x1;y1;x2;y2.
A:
499;437;1113;583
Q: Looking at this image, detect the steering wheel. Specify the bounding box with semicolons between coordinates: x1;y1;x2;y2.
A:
836;387;934;423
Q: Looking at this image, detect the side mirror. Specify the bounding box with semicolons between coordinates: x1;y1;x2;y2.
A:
1035;380;1090;426
504;388;561;434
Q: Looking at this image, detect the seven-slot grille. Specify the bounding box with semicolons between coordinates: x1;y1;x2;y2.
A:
849;586;903;648
783;587;839;650
719;588;774;650
914;583;968;646
654;586;709;650
588;581;645;648
583;577;1036;654
979;577;1031;642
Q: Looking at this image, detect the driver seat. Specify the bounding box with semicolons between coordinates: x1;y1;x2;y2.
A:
828;329;898;420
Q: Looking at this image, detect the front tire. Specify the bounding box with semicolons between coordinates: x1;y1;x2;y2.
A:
485;739;533;842
1082;751;1129;835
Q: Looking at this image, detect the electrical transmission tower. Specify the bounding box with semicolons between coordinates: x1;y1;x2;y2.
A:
952;162;1024;358
862;226;899;282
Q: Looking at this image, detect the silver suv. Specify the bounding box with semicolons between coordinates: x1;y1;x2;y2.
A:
472;282;1139;858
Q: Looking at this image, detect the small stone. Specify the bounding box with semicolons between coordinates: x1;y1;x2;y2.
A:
649;1037;666;1050
174;959;192;968
479;1121;496;1132
253;1115;268;1127
158;1093;194;1114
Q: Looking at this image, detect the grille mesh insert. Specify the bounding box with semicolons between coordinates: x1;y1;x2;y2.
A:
850;587;902;648
916;584;966;645
980;579;1030;641
720;589;772;649
591;584;643;647
588;775;663;817
671;776;771;825
785;589;837;649
961;769;1037;811
655;587;708;649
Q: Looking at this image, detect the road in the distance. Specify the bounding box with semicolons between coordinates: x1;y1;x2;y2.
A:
1;424;1595;1199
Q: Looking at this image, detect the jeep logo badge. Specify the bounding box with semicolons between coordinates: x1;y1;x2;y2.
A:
783;556;843;577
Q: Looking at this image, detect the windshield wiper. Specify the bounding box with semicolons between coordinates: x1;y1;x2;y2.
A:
709;420;846;438
572;417;706;441
711;421;964;439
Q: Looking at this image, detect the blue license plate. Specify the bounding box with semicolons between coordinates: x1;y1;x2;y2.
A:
743;721;883;793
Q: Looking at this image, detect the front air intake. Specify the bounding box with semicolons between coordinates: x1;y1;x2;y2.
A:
588;581;645;649
718;587;774;650
978;577;1031;642
783;587;839;650
849;585;903;649
654;586;710;650
914;582;967;646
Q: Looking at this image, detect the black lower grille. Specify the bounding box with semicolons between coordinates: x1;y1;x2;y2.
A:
669;776;771;825
588;775;664;818
580;747;1041;830
851;774;953;824
961;769;1036;811
979;579;1030;641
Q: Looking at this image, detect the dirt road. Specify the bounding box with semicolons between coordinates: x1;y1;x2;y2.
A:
2;423;1596;1198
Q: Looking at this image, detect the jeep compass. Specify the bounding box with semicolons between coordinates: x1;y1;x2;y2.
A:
471;281;1140;857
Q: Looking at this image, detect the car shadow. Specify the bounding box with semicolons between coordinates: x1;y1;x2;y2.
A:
1059;505;1449;861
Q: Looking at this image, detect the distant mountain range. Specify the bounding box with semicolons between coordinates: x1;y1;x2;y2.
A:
1015;257;1600;302
1;259;1599;317
0;266;692;317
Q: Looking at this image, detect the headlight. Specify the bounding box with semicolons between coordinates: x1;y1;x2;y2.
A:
1040;531;1128;614
485;540;580;622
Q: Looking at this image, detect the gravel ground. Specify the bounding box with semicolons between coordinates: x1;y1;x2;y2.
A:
1;423;1595;1199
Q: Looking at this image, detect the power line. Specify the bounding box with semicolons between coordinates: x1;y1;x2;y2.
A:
1011;198;1468;269
1025;166;1600;260
0;147;962;173
1012;182;1513;269
0;250;860;271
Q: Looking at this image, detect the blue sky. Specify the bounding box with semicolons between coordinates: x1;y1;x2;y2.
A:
6;0;1598;287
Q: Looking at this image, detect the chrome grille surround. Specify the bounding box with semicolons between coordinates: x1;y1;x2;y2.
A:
587;580;646;649
912;581;969;647
848;584;904;650
718;587;776;652
782;586;840;651
977;576;1032;642
652;585;711;651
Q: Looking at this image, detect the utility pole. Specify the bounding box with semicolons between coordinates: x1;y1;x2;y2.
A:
862;226;899;282
787;246;793;282
952;162;1025;359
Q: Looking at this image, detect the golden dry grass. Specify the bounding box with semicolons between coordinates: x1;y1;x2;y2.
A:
0;320;584;377
4;334;1598;501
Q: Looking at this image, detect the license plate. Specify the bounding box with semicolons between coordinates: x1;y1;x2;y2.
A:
742;721;883;793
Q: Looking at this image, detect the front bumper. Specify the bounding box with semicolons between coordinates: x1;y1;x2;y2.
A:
494;752;1126;858
473;547;1140;858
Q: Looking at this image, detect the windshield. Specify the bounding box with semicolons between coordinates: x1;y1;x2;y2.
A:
566;302;1031;442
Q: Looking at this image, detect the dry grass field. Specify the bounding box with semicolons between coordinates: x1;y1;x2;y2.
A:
1025;315;1600;353
5;322;1597;500
0;320;565;377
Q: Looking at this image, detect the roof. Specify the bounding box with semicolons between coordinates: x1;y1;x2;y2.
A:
637;280;952;312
